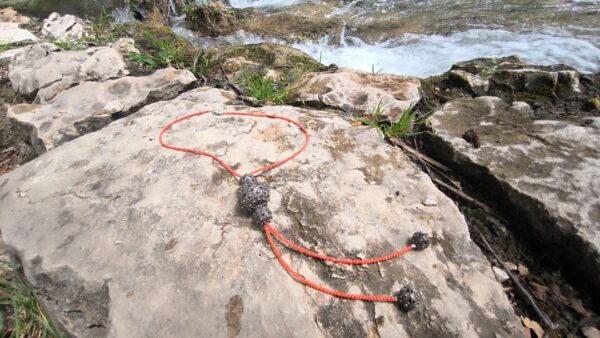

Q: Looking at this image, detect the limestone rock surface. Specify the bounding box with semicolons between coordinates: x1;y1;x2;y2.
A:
0;22;38;44
0;47;24;63
41;12;91;41
107;38;139;56
0;7;31;25
0;88;522;337
427;96;600;298
287;68;422;122
450;56;582;98
9;43;129;103
8;68;196;154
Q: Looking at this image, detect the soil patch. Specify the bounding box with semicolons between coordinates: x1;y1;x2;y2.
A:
0;61;35;176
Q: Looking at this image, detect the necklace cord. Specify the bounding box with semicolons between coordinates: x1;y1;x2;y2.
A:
159;110;418;303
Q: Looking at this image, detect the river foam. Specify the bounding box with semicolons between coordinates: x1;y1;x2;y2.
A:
291;29;600;77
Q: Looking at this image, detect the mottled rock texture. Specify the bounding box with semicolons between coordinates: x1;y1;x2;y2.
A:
41;12;91;41
0;22;38;44
8;68;196;154
9;43;129;103
0;88;522;338
287;68;421;122
0;7;31;25
427;96;600;299
449;55;582;98
206;42;324;84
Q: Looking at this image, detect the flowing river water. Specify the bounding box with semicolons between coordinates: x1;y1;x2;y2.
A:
224;0;600;77
6;0;600;77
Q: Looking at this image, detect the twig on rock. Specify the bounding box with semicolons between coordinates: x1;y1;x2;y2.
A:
237;95;263;107
473;225;558;332
387;138;450;173
226;82;245;97
431;177;507;223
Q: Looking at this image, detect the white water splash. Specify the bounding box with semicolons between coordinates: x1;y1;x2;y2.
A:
229;0;304;8
112;7;135;24
292;29;600;77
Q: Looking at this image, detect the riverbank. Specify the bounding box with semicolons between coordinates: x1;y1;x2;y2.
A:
0;4;599;338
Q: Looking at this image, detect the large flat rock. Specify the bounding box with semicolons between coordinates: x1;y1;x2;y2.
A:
0;88;522;337
287;68;421;122
9;43;129;103
8;67;196;154
427;96;600;298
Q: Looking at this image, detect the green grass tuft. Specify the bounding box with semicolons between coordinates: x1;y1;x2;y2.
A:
87;7;125;45
355;100;428;139
127;26;195;72
0;264;62;338
0;43;16;52
238;73;287;104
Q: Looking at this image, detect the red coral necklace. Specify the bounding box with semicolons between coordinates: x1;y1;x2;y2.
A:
159;110;430;312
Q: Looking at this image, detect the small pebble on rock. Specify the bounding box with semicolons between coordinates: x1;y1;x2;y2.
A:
422;197;438;206
504;261;518;271
518;264;529;276
492;266;510;283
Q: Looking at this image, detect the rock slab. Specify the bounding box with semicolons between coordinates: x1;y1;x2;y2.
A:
0;22;38;44
450;56;582;98
0;88;522;337
9;43;129;103
8;67;196;154
287;68;421;122
427;96;600;298
41;12;91;41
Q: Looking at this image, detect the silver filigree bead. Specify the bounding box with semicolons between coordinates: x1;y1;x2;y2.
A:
253;205;272;225
239;174;258;187
408;232;430;250
238;184;270;214
395;286;423;312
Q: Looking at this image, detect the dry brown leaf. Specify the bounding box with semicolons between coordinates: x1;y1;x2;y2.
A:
504;261;518;271
582;326;600;338
550;283;569;304
351;120;364;127
522;316;544;338
568;298;592;317
529;281;549;300
592;98;600;111
518;264;529;276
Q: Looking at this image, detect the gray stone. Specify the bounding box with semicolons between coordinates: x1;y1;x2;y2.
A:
7;68;196;154
41;12;91;41
449;69;489;96
451;56;582;98
0;22;38;44
0;88;522;337
107;37;139;56
205;42;324;83
0;7;31;25
287;68;421;122
427;96;600;299
0;47;24;62
492;267;509;283
9;43;129;103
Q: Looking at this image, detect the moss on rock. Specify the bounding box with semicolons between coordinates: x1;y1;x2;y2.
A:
240;11;340;43
185;2;238;37
205;42;325;86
